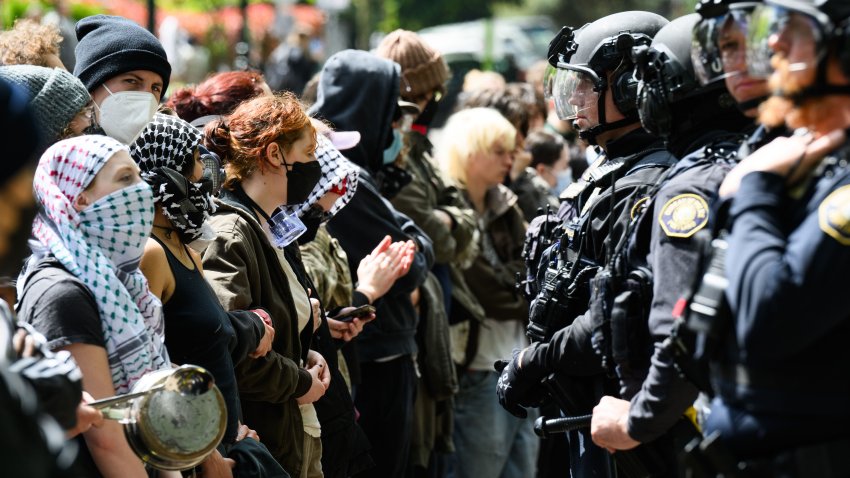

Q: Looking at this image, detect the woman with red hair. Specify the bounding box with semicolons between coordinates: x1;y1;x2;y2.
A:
202;92;327;477
167;70;271;126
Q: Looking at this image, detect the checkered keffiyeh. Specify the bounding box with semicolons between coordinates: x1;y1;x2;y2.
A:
21;135;170;394
130;113;216;243
282;134;359;218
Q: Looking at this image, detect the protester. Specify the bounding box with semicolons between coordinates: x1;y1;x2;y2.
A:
0;65;92;149
17;135;170;477
130;113;288;477
0;65;93;279
376;30;478;475
436;107;535;478
202;92;327;477
0;76;99;478
513;129;564;220
0;19;65;68
309;49;435;478
167;70;272;126
73;14;171;144
284;131;409;478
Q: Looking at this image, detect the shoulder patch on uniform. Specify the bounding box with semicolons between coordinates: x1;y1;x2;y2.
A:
818;184;850;245
631;196;651;220
658;194;709;238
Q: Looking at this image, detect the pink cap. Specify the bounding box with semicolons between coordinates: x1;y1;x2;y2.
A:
327;130;361;151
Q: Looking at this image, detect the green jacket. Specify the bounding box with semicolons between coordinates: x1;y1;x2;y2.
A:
456;184;529;366
392;132;484;344
300;225;353;312
392;132;478;266
202;197;311;477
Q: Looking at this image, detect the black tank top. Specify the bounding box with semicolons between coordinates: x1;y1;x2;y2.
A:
152;236;240;443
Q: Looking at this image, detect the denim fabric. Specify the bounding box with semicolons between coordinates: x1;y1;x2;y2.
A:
449;370;539;478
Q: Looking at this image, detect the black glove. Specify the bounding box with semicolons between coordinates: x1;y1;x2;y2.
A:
495;344;546;418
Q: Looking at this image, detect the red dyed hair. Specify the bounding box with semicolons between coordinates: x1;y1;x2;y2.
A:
204;92;315;189
167;71;268;122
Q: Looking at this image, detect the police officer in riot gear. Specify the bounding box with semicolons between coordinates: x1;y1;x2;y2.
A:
519;13;671;303
699;0;850;473
585;10;764;454
496;11;675;476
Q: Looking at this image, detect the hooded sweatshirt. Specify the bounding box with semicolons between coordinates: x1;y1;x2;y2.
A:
309;50;434;361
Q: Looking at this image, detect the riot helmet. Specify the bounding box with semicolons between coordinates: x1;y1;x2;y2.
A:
747;0;850;102
693;0;770;112
692;1;762;85
546;11;669;144
633;14;736;139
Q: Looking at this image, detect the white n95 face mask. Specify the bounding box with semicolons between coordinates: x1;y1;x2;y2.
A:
97;85;159;144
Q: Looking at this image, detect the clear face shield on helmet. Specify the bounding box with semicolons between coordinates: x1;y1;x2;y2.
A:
547;64;602;123
746;4;828;80
692;5;758;86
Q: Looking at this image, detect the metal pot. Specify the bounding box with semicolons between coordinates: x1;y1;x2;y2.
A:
118;367;227;471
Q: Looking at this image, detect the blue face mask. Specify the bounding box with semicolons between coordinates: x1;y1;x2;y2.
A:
383;129;403;165
551;169;572;196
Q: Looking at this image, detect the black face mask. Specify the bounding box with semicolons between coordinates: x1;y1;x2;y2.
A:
283;158;322;205
297;206;331;245
413;97;440;128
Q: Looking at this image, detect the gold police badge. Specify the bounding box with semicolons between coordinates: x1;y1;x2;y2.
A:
819;184;850;245
658;194;709;238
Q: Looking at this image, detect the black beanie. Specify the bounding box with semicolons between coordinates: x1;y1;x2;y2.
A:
73;15;171;95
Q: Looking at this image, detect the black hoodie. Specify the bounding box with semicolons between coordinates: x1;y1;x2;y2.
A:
310;50;435;361
309;49;397;175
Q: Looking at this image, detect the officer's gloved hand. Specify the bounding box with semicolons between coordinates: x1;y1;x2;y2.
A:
495;344;547;418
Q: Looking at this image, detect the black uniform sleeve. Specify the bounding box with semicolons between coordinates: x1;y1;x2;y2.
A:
18;270;104;352
628;163;727;443
527;311;605;376
726;171;850;366
628;344;699;443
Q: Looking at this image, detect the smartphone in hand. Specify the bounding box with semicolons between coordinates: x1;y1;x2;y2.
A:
331;305;376;322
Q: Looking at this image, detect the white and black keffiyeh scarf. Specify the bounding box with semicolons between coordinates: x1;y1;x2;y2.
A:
129;113;216;243
21;135;170;394
282;134;359;218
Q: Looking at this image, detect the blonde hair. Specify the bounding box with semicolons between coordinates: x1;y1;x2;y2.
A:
436;107;516;186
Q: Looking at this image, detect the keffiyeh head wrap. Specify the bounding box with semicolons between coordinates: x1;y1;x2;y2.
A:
129;113;216;243
282;134;359;218
23;135;170;394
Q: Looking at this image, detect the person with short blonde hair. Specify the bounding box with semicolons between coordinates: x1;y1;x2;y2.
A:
437;107;516;189
436;107;537;478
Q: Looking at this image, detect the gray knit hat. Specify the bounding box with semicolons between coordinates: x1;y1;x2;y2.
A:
0;65;90;146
